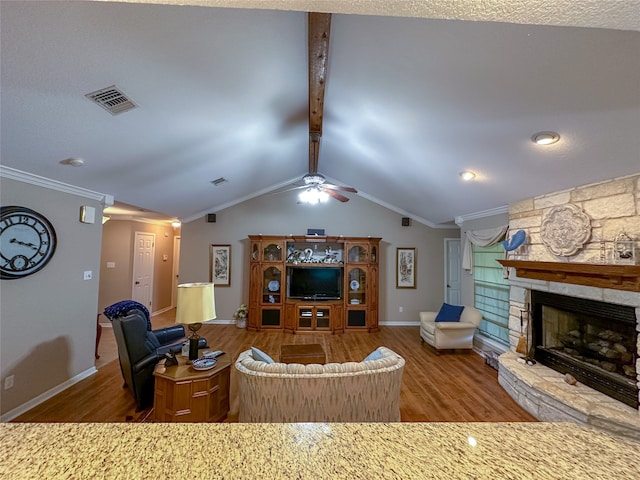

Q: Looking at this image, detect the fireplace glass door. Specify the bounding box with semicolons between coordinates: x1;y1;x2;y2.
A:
532;290;638;408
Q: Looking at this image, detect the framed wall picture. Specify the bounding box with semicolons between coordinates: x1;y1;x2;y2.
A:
396;247;416;289
210;244;231;286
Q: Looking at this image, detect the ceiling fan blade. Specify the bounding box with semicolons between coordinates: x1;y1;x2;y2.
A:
325;188;349;202
325;184;357;193
265;185;307;197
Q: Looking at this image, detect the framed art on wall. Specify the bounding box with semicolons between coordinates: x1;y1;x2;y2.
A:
396;247;416;288
210;244;231;286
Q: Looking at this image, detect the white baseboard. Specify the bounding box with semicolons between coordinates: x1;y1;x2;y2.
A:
1;366;97;422
151;306;174;316
379;321;421;326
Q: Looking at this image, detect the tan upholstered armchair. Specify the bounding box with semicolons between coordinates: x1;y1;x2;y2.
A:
419;306;482;352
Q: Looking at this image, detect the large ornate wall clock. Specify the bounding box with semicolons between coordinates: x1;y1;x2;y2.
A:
0;206;57;279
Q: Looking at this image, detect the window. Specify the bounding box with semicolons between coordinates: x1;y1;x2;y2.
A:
473;243;509;344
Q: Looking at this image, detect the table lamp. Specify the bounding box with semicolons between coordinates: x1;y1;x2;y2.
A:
176;282;216;360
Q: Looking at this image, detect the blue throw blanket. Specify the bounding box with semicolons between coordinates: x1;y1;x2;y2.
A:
103;300;152;330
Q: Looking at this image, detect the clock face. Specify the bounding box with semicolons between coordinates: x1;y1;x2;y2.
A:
0;206;57;279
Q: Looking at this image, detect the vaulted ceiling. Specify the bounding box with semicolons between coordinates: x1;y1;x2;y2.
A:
2;1;639;226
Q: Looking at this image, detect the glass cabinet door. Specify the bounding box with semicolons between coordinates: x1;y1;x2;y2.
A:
251;242;260;262
316;307;330;329
347;245;368;263
262;266;282;304
298;307;313;329
347;267;366;306
263;243;282;262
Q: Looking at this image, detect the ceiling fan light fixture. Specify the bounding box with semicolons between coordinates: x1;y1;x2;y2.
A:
460;170;476;181
532;131;560;145
299;187;328;204
303;173;326;185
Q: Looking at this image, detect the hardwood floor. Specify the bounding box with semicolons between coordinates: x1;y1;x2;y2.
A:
13;310;536;423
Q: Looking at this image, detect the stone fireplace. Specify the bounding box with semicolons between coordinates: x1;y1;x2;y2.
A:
497;265;640;441
493;174;640;441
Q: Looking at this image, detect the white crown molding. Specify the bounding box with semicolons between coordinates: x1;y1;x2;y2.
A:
105;215;174;226
455;205;509;226
191;172;458;229
182;173;306;223
356;189;454;229
0;166;114;206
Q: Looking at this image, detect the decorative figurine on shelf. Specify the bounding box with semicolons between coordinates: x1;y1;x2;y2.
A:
613;232;636;265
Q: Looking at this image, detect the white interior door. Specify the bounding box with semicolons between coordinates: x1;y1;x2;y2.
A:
172;236;181;308
132;232;155;311
444;238;461;305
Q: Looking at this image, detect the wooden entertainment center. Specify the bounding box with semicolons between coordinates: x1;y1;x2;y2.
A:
248;235;381;333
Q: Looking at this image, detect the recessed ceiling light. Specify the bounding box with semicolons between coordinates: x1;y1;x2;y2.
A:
532;131;560;145
59;157;85;167
460;171;476;181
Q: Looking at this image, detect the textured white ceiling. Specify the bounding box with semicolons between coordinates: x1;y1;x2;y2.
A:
114;0;640;31
2;1;639;226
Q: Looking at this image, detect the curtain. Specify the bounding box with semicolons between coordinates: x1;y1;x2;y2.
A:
462;225;508;272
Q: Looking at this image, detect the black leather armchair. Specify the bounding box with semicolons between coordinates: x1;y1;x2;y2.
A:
111;310;188;410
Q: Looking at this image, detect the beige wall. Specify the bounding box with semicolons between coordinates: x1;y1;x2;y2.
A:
98;220;178;315
0;177;104;417
179;188;459;323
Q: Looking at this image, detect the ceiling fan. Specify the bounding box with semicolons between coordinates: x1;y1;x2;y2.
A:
297;134;357;203
295;13;357;204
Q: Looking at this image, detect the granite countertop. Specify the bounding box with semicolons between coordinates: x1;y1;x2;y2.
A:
1;422;638;479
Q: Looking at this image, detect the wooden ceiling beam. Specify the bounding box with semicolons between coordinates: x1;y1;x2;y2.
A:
308;12;331;174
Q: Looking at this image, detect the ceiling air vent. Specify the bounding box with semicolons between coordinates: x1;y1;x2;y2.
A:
85;85;137;115
211;178;228;186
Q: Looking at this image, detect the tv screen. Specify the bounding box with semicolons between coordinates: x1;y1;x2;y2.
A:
288;267;342;300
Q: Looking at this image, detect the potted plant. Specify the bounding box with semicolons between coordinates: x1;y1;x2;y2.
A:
233;303;248;328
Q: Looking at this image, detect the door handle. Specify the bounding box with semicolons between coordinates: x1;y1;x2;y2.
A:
135;281;140;285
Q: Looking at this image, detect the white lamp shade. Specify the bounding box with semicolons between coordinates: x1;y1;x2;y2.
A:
176;282;216;325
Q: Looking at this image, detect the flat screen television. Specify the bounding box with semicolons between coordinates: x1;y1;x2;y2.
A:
287;267;343;300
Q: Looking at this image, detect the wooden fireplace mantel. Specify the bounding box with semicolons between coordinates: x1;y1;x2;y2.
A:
497;260;640;292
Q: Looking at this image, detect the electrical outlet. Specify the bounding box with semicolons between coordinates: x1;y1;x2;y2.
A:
4;375;14;390
399;306;404;313
83;270;92;280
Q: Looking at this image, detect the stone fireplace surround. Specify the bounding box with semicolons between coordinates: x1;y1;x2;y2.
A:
492;175;640;441
498;272;640;442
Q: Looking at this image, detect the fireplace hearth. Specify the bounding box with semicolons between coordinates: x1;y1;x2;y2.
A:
531;290;638;408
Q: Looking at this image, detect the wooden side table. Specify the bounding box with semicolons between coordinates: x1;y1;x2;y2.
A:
153;354;230;422
280;344;326;364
